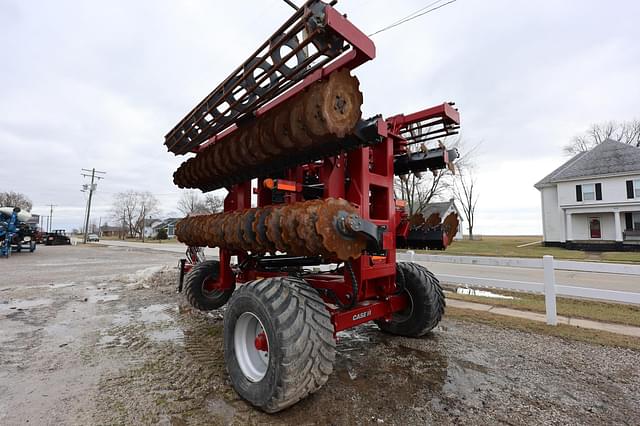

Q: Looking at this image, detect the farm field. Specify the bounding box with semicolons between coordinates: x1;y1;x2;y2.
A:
422;236;640;263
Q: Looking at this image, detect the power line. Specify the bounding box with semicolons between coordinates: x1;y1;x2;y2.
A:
376;0;446;29
368;0;457;37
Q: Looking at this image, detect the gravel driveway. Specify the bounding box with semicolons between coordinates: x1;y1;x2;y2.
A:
0;245;638;425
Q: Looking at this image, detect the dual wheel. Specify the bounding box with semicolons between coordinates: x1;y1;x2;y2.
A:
183;260;444;412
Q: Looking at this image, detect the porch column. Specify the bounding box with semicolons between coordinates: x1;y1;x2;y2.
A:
613;210;623;242
565;212;573;241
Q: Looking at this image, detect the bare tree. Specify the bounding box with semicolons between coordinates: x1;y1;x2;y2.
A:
204;193;223;213
394;139;459;215
453;166;479;240
111;190;159;238
0;191;33;211
564;119;640;155
177;190;224;215
177;190;206;216
395;170;449;215
136;191;160;237
111;191;138;238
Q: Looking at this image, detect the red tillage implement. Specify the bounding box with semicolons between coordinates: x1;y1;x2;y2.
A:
168;0;460;412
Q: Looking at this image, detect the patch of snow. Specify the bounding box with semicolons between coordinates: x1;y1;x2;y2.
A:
456;287;514;299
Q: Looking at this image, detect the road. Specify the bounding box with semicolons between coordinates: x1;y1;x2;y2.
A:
92;239;219;257
0;244;179;288
97;240;639;296
419;261;640;294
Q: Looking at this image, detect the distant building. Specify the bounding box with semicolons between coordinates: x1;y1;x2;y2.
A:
151;218;181;238
535;139;640;250
418;198;463;240
143;218;164;238
100;224;126;237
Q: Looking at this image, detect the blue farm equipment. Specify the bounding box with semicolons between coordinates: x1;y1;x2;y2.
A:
0;207;37;257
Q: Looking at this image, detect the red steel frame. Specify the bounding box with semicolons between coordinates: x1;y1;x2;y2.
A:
190;1;460;334
204;102;458;334
217;130;406;334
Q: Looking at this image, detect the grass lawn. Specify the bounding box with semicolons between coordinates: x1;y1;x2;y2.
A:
444;286;640;327
446;307;640;351
418;235;640;263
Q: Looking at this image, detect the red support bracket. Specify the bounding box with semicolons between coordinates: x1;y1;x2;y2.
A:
330;294;409;333
386;102;460;146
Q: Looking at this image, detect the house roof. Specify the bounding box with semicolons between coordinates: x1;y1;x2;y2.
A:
535;139;640;188
152;218;181;229
418;199;460;220
143;218;161;227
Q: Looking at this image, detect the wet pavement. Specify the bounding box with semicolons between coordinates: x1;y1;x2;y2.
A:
0;245;639;425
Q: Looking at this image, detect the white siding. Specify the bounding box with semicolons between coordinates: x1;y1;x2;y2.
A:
540;186;563;242
557;174;640;207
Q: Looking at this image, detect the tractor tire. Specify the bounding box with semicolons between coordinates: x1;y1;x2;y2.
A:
224;277;336;413
183;260;234;311
375;262;445;337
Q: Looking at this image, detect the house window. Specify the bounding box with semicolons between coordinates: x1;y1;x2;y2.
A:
625;212;640;231
626;179;640;199
582;184;595;201
576;183;602;202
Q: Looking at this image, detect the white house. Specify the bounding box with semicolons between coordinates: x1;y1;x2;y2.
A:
143;218;164;238
151;218;181;238
535;139;640;250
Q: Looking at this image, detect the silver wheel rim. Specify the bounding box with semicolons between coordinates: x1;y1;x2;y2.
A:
234;312;269;382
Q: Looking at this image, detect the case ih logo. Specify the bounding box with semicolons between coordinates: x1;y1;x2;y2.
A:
352;310;372;321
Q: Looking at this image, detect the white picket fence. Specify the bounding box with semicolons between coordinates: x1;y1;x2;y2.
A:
397;251;640;326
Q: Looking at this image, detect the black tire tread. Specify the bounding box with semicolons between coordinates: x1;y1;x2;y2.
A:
376;262;446;337
183;260;234;311
226;277;336;412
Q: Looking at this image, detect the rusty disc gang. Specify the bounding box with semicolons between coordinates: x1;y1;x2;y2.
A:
175;198;367;261
173;69;362;190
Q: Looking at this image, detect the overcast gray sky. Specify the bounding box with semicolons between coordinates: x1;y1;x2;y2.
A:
1;0;639;234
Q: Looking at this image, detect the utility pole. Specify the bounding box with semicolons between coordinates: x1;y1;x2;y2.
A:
47;204;57;232
141;204;145;243
81;168;106;243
